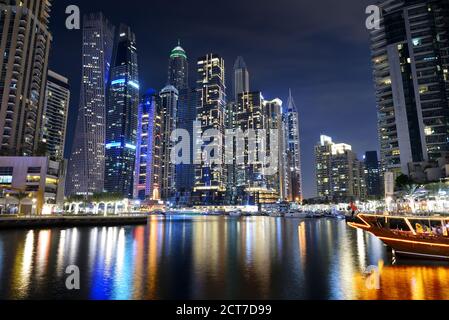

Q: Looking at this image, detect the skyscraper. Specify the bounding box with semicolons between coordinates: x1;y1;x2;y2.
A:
225;100;238;204
42;70;70;161
168;41;188;91
66;13;115;196
315;135;365;202
174;88;197;204
194;54;227;204
167;43;195;202
105;24;139;198
233;56;250;102
134;90;161;201
371;0;449;176
263;98;286;202
227;56;250;204
316;135;333;199
231;92;284;205
0;0;52;156
235;92;265;204
285;90;303;202
159;85;178;200
364;151;382;198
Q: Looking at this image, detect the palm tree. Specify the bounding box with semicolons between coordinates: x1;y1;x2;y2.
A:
404;184;419;198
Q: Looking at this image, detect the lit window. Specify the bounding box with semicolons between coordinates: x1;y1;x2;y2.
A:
425;127;433;136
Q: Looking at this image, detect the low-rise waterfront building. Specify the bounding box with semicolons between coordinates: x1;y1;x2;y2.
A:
0;157;65;215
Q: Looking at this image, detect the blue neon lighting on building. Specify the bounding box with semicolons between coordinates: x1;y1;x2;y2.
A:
111;78;126;86
125;143;136;150
129;81;140;89
106;142;136;150
106;142;121;149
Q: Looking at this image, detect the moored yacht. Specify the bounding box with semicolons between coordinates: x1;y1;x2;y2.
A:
285;210;307;218
229;210;242;217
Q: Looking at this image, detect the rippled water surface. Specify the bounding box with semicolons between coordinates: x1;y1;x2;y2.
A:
0;216;448;300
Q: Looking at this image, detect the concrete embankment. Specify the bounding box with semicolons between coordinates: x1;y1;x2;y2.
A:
0;215;148;229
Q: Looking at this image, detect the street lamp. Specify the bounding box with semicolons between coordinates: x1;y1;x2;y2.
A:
32;198;37;216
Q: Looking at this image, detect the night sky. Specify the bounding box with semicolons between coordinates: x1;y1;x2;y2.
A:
49;0;377;199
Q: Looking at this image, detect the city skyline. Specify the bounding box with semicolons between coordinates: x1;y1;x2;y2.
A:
3;0;449;305
49;0;377;199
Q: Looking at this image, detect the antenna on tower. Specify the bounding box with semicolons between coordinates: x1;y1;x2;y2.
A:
288;89;298;113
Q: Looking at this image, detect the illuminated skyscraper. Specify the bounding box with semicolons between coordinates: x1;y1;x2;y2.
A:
225;100;238;204
364;151;381;197
168;41;188;91
167;43;196;201
235;92;265;204
0;0;52;156
372;0;449;176
105;24;140;198
233;56;250;102
285;90;303;202
194;54;227;204
233;92;284;205
315;135;333;198
315;135;365;202
134;90;161;201
159;85;178;200
42;70;70;161
67;13;115;196
264;98;286;201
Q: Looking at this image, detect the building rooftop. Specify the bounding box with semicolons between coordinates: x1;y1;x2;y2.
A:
170;44;187;60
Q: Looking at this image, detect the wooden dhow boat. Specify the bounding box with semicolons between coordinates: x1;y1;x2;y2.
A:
348;213;449;260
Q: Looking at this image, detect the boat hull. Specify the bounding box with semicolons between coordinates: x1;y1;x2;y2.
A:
348;214;449;260
376;232;449;260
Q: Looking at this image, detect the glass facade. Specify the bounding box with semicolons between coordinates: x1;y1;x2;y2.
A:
134;90;160;201
105;24;140;198
66;13;115;196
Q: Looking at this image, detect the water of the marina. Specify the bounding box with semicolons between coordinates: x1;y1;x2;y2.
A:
0;215;449;300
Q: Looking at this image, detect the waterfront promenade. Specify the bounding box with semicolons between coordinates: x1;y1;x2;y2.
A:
0;215;148;229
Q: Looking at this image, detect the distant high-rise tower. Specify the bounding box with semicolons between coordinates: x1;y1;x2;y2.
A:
168;41;188;91
371;0;449;176
174;88;197;204
235;92;265;203
105;24;140;198
364;151;381;198
316;135;334;198
233;92;285;205
264;98;286;202
134;90;161;201
167;43;196;202
159;85;178;200
0;0;52;156
315;135;365;202
67;13;115;196
225;100;238;204
285;90;303;202
233;56;250;102
194;54;227;204
42;70;70;161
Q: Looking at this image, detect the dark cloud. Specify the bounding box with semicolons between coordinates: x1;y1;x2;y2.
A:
49;0;377;198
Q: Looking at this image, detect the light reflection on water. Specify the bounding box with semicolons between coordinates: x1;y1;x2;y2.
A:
0;216;448;300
